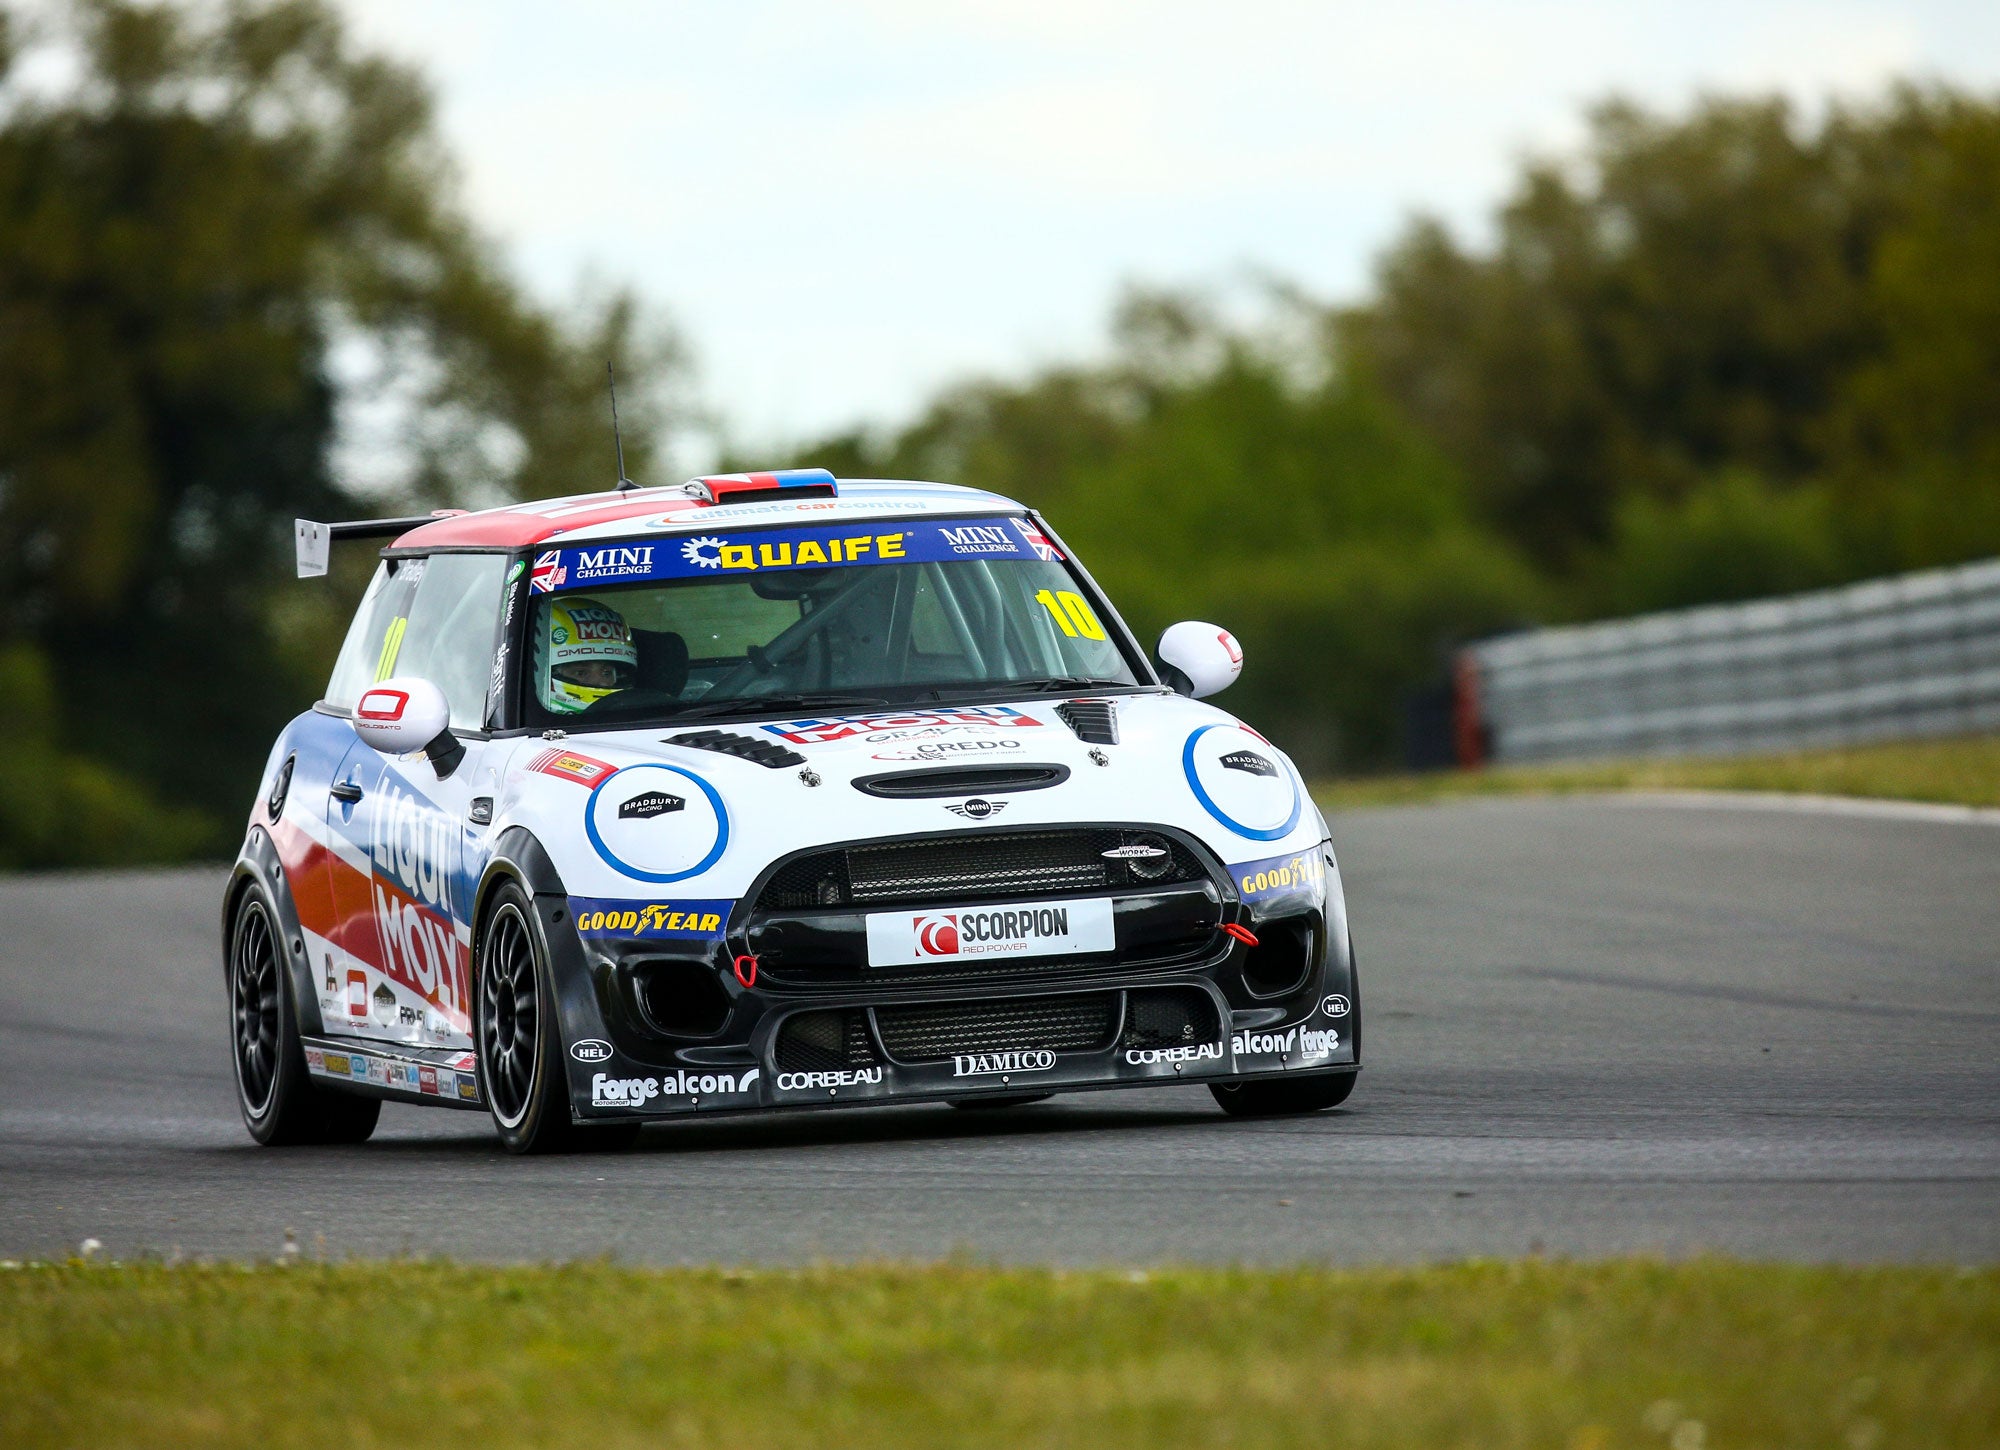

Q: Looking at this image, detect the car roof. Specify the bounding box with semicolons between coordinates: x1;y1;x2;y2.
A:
389;477;1026;551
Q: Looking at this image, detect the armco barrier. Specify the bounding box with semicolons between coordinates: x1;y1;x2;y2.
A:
1458;557;2000;764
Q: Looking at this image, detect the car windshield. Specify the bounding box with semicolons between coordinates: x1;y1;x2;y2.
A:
524;515;1144;728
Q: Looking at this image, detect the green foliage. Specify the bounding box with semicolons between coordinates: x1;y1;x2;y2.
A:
3;1258;1996;1448
0;0;686;861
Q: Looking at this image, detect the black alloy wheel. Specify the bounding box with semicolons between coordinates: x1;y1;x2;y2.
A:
228;883;380;1146
476;883;639;1154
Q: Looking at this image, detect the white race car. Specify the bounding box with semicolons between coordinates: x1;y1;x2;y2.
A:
225;470;1358;1152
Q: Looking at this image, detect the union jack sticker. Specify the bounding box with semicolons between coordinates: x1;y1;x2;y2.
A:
1012;518;1062;561
530;550;567;593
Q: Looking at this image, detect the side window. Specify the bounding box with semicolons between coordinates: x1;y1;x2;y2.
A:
324;561;422;709
393;554;511;730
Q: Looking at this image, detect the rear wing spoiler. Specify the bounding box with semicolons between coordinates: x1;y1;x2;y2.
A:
294;515;449;578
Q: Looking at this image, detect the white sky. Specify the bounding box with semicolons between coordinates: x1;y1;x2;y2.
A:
338;0;2000;457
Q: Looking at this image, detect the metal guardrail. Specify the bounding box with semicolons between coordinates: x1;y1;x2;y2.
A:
1459;557;2000;764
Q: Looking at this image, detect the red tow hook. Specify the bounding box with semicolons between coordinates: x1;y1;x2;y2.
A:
733;953;759;989
1221;923;1259;948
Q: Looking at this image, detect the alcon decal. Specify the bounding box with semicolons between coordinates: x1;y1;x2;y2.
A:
591;1068;761;1107
1230;1026;1340;1061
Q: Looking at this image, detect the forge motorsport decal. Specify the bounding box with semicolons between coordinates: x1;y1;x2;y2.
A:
531;515;1061;592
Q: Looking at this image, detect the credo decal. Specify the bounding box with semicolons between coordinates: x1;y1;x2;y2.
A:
870;737;1024;762
865;898;1115;966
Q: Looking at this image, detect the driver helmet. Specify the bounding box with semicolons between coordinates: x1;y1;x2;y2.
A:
538;596;638;714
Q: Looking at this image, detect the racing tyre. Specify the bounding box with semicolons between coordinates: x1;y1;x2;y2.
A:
1209;1071;1356;1118
477;883;594;1155
229;883;381;1145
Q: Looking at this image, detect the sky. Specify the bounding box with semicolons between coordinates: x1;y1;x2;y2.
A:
337;0;2000;458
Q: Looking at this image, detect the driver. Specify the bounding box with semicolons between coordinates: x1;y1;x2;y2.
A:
538;596;638;714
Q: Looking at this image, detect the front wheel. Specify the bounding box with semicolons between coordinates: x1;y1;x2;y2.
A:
478;883;612;1155
229;883;380;1146
1209;1071;1356;1118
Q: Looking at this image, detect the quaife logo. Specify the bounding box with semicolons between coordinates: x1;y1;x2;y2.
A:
953;1049;1056;1078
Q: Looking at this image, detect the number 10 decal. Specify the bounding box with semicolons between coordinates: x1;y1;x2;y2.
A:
1034;588;1106;640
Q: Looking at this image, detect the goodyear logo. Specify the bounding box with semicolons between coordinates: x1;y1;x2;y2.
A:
1234;850;1326;903
571;898;731;938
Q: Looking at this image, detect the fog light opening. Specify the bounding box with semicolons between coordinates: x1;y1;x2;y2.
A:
634;959;732;1037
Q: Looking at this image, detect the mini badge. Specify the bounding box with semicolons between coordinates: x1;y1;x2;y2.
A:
945;798;1006;820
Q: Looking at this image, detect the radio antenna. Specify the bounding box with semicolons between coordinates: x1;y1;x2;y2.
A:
607;361;636;492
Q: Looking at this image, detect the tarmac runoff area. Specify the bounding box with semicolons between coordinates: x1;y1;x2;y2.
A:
0;793;1995;1266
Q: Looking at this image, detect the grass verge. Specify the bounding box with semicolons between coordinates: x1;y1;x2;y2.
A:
2;1259;1994;1448
1316;732;2000;812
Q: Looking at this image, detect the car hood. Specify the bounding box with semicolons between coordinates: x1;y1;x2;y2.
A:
494;692;1327;902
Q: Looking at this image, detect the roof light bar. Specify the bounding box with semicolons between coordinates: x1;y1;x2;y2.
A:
683;468;838;506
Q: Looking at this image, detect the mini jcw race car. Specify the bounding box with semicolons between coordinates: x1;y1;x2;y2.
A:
226;469;1359;1152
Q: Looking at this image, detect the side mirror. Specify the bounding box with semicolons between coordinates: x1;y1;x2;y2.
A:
1156;621;1243;698
354;677;464;779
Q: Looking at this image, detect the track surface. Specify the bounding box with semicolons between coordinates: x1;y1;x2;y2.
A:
2;795;1996;1265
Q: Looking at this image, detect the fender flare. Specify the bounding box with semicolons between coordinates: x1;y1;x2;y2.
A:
223;827;326;1039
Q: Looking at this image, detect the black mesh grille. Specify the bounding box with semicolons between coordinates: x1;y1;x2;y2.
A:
873;993;1118;1062
1122;988;1221;1048
773;1010;879;1071
756;829;1205;911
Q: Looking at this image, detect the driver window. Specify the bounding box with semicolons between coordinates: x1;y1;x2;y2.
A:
393;554;510;730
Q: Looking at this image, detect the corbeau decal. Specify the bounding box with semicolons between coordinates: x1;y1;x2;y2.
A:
1125;1042;1224;1066
776;1067;884;1091
569;899;731;939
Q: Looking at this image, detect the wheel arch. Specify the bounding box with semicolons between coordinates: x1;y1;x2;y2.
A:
225;828;325;1038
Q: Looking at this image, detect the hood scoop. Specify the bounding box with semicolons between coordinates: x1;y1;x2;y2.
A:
665;729;805;769
1055;698;1119;745
852;764;1071;799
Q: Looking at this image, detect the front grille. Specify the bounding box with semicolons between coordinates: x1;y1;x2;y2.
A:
1122;987;1220;1048
774;1009;880;1071
874;992;1118;1062
757;828;1207;911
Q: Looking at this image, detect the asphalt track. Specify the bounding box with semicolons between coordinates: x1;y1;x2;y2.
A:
2;794;1996;1266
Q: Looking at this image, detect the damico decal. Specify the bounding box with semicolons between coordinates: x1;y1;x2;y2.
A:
1125;1042;1223;1066
775;1067;884;1091
952;1049;1055;1078
1231;1026;1340;1062
865;898;1115;966
766;706;1043;745
1232;849;1327;905
591;1068;761;1107
569;899;730;938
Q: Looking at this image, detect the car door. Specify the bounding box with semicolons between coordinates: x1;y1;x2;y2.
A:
318;552;512;1053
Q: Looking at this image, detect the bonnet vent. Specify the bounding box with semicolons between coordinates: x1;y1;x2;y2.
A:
852;765;1070;799
665;729;805;768
1055;699;1118;745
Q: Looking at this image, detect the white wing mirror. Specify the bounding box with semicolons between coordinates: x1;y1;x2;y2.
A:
1156;621;1243;698
353;677;464;778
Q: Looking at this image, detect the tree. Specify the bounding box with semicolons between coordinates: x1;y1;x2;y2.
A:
0;0;688;857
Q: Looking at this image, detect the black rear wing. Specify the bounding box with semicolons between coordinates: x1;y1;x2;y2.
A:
294;516;441;578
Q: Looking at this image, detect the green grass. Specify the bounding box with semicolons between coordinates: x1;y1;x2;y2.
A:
1316;732;2000;812
2;1260;1995;1448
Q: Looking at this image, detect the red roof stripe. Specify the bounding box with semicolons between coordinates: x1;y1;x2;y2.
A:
390;493;703;549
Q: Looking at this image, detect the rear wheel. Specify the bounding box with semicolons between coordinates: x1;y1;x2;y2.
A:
229;884;380;1146
1209;1071;1356;1118
478;884;622;1155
